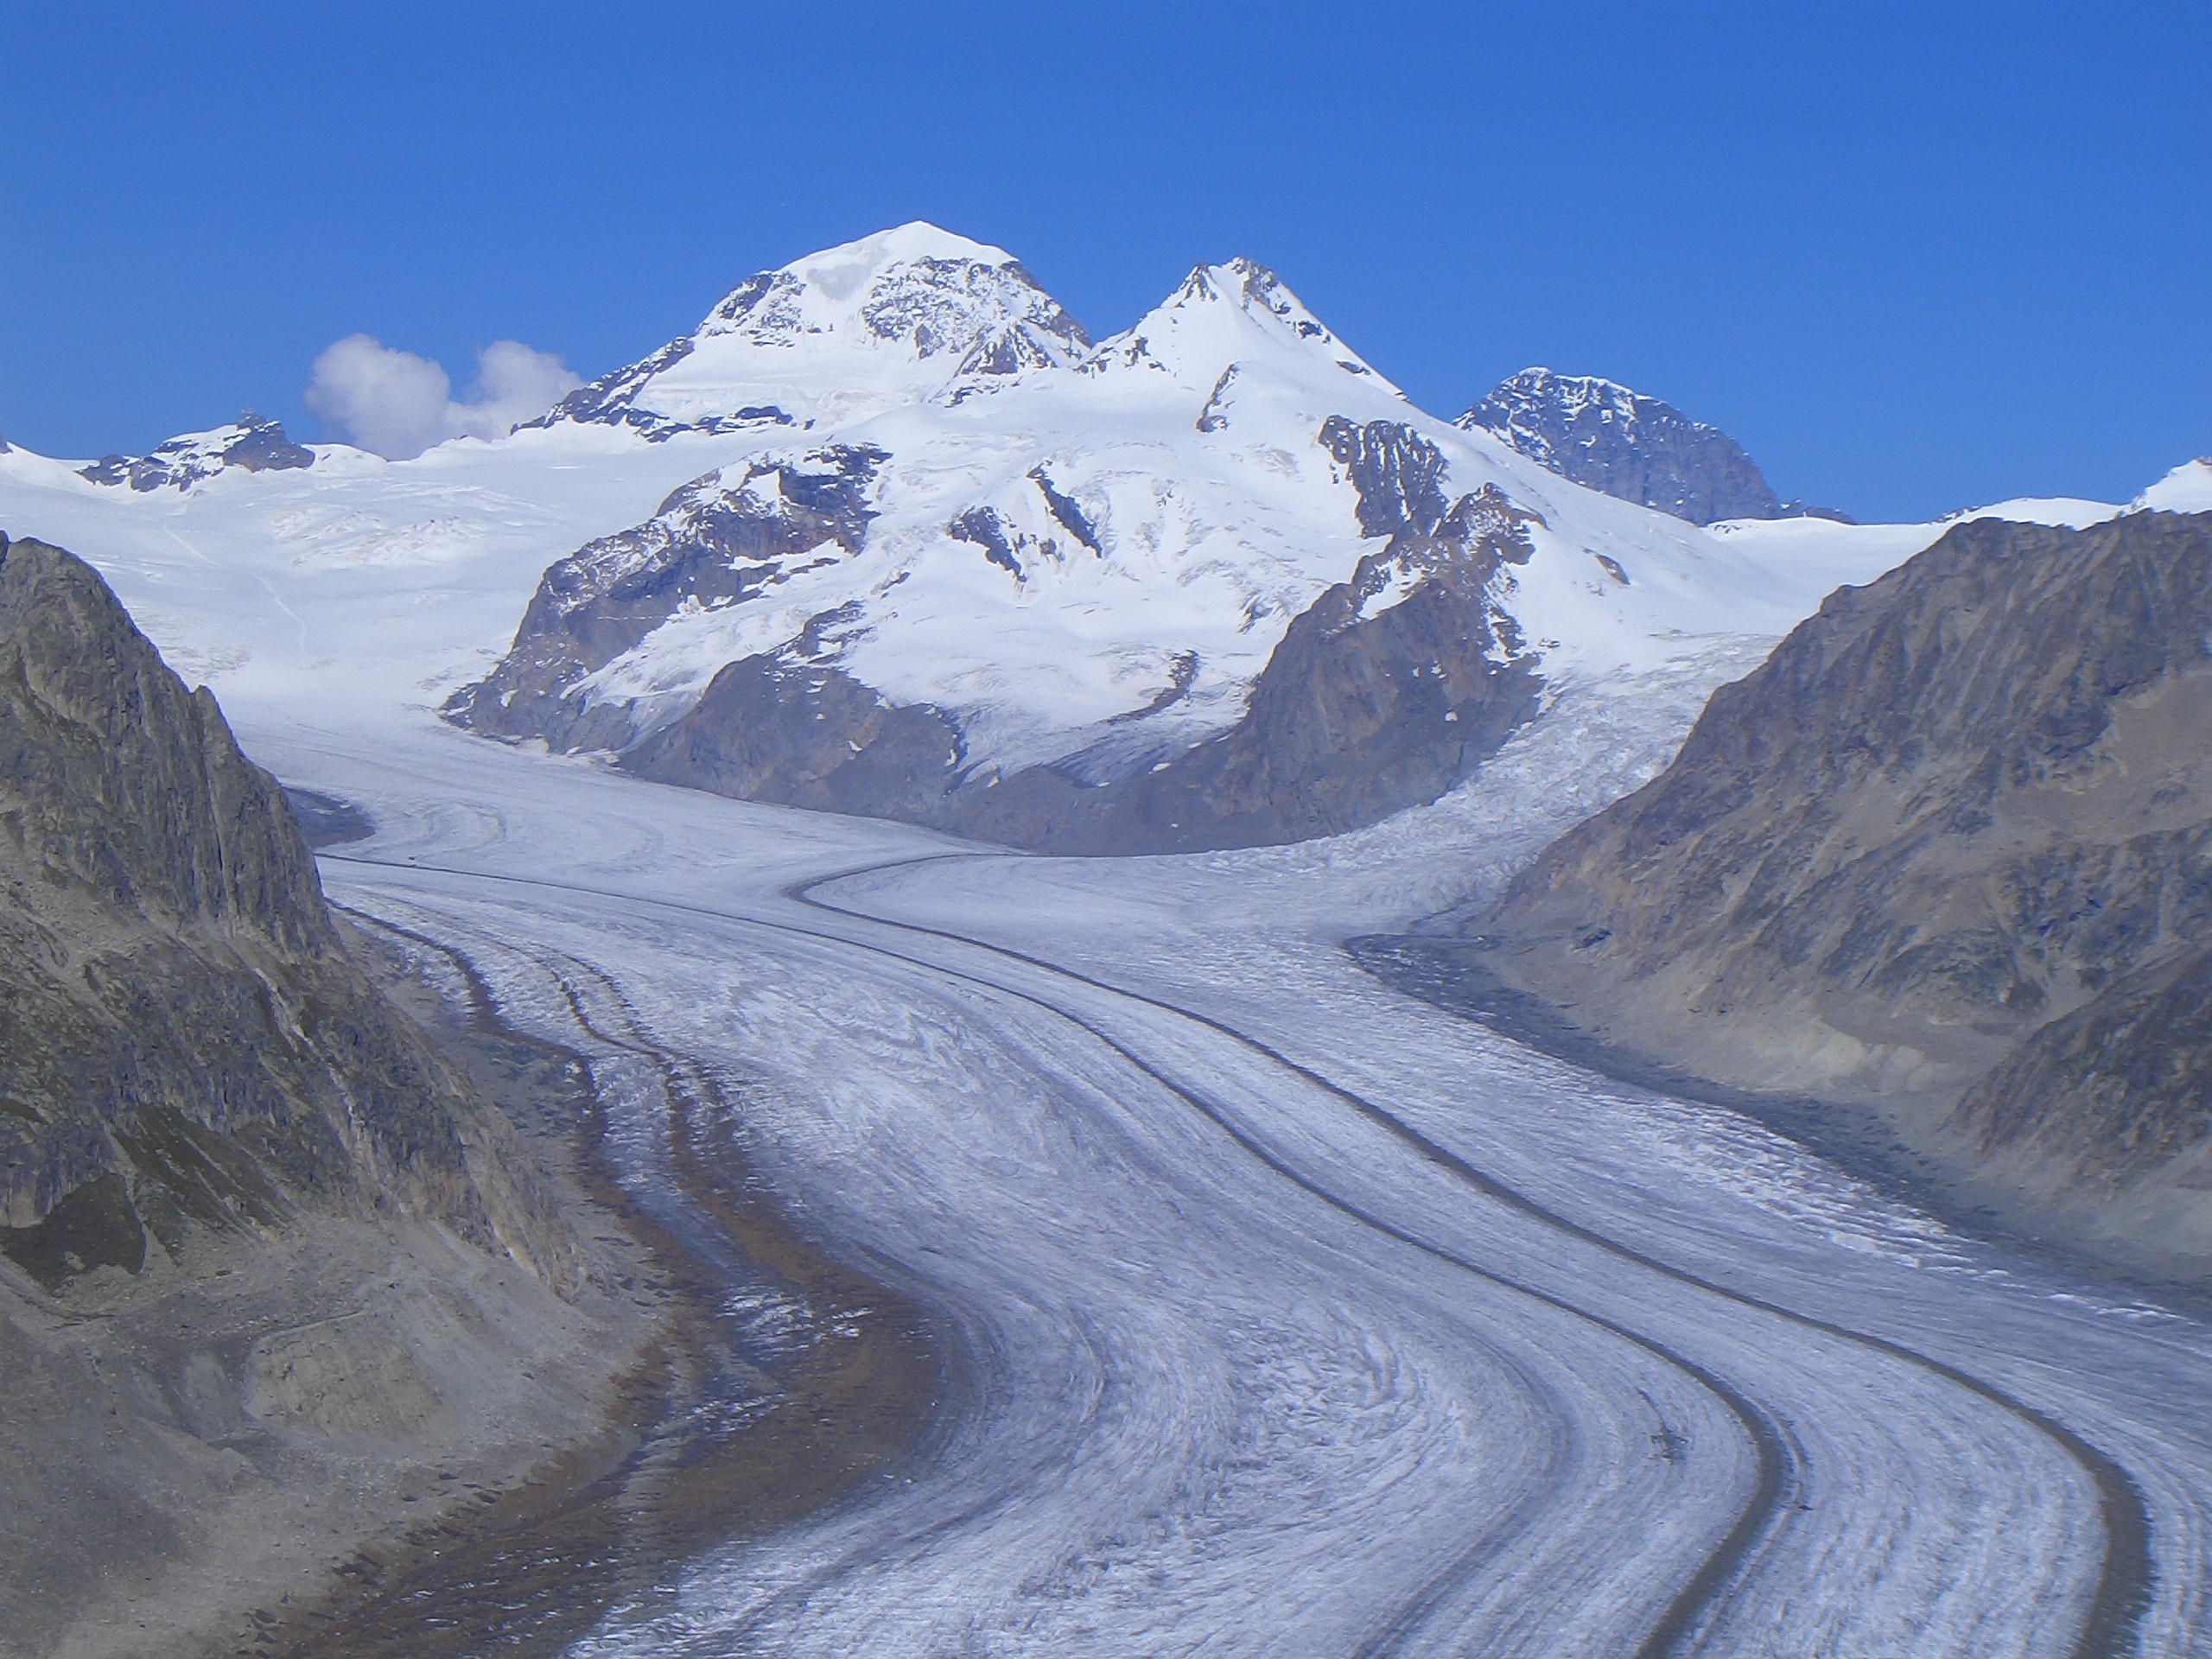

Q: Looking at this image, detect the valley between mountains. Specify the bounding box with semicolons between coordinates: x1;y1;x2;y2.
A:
5;222;2212;1656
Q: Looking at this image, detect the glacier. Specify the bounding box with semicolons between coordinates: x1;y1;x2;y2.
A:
2;220;2208;1654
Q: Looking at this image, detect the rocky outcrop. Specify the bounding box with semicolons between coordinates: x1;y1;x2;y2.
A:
1459;368;1843;525
0;534;575;1294
1433;510;2212;1267
626;657;967;823
443;444;887;752
80;413;314;492
529;333;799;441
612;420;1545;854
975;420;1541;850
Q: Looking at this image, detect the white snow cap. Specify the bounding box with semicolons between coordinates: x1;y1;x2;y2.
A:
1085;256;1397;396
2136;457;2212;514
778;221;1019;283
693;219;1081;361
573;222;1090;431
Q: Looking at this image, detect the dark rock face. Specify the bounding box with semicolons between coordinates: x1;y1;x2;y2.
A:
1959;944;2212;1185
626;658;967;823
948;506;1024;577
1027;467;1102;553
858;257;1090;371
444;445;887;752
1459;510;2212;1255
80;413;315;492
1459;368;1843;525
1008;419;1543;853
0;536;570;1292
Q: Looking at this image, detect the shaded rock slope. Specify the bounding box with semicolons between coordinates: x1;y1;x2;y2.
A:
1459;368;1844;525
0;533;573;1294
1427;509;2212;1268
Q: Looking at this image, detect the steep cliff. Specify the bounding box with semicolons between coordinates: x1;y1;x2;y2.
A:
0;533;572;1293
1437;510;2212;1266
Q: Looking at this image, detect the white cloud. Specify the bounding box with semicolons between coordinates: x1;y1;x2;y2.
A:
449;340;584;441
305;335;582;459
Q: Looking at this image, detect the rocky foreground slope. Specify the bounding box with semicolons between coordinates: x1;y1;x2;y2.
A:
0;534;649;1659
1421;509;2212;1272
0;533;566;1287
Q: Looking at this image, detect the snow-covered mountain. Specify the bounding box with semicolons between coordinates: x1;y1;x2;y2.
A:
527;223;1092;439
0;222;2174;855
79;412;315;492
448;227;1936;850
1458;368;1846;526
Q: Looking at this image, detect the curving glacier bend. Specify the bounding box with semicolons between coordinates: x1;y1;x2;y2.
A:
228;696;2201;1659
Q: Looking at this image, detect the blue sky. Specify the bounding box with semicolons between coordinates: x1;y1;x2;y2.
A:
1;2;2204;521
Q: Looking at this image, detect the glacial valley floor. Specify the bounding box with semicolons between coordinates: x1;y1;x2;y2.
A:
227;699;2212;1659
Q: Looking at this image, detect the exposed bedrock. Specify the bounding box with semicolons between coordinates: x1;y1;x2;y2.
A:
1443;510;2212;1268
944;421;1546;853
461;418;1547;854
443;443;887;752
79;412;315;493
625;653;968;823
0;534;577;1294
1459;367;1846;525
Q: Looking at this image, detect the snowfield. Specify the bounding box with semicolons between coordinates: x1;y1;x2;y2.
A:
5;224;2212;1653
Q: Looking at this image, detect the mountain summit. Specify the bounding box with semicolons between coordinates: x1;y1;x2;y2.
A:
1084;257;1395;399
533;222;1092;438
1459;368;1845;525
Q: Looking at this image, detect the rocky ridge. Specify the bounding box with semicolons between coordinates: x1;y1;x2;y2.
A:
1459;368;1842;525
79;412;315;493
447;443;889;752
525;221;1093;439
622;417;1547;852
1441;508;2212;1269
0;532;572;1293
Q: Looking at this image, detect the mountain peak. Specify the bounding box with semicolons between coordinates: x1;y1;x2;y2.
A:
79;411;315;493
537;225;1090;436
1089;257;1391;395
1459;368;1844;525
1166;257;1325;334
697;225;1084;362
777;221;1017;283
